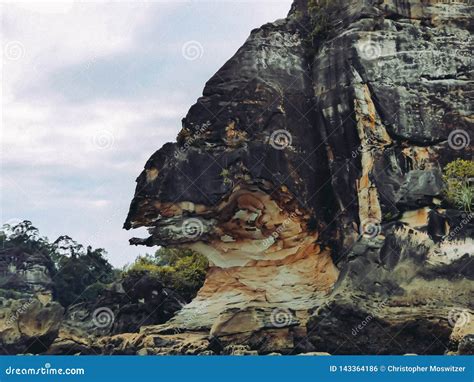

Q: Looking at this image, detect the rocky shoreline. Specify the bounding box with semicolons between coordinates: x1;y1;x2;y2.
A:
1;0;473;355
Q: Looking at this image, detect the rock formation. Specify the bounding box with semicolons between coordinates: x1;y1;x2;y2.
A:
47;272;186;355
2;0;471;356
0;245;185;355
125;0;473;355
0;247;63;354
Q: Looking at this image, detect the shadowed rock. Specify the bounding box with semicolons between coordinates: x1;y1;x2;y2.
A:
124;0;473;354
0;248;64;354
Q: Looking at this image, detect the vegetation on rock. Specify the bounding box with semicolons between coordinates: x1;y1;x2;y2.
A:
124;247;208;302
1;221;208;306
308;0;331;43
1;220;54;268
0;221;115;306
443;159;474;212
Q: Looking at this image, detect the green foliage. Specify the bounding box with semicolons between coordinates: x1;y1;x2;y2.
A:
292;9;303;20
1;220;50;253
1;220;115;307
81;282;109;302
1;221;208;307
444;159;474;179
124;247;208;302
307;0;331;43
443;159;474;212
53;243;115;307
1;220;55;275
220;168;232;185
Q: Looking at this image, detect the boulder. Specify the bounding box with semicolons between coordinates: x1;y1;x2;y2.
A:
0;247;63;354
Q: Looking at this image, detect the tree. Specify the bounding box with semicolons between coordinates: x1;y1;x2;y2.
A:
1;220;50;253
124;247;208;302
1;220;55;276
53;245;114;307
1;220;116;307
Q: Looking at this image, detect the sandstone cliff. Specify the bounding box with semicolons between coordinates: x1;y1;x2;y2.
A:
123;0;473;355
1;0;470;356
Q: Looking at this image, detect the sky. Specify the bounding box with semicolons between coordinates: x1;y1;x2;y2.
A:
0;0;293;267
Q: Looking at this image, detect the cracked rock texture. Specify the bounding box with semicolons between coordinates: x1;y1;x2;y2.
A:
0;248;64;354
125;0;473;354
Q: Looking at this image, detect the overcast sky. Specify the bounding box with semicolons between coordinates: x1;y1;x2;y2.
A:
1;1;292;266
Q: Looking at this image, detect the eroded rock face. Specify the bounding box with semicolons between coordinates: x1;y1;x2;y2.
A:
0;247;55;302
47;277;186;355
0;248;64;354
125;0;473;354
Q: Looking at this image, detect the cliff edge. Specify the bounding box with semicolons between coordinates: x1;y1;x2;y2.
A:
124;0;473;354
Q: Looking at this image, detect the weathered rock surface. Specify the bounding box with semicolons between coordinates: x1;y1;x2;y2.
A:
0;247;64;354
124;0;473;354
0;243;188;354
0;247;55;302
46;276;186;355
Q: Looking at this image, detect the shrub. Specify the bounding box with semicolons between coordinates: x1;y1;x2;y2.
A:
443;159;474;212
124;247;208;302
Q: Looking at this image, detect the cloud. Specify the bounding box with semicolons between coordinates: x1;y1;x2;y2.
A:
3;98;185;170
1;0;292;266
1;1;162;99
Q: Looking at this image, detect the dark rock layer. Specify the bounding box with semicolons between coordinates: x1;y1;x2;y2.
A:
120;0;474;355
